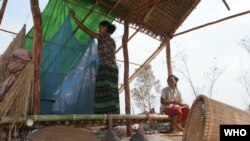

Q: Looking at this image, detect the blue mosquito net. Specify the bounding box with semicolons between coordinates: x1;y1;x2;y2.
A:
40;16;98;114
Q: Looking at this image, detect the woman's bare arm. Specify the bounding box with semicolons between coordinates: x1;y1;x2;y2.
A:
161;98;180;105
70;10;99;39
161;98;188;107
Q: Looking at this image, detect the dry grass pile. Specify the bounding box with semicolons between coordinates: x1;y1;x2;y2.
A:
0;26;26;82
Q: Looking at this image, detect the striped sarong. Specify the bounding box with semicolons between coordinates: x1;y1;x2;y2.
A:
94;65;120;114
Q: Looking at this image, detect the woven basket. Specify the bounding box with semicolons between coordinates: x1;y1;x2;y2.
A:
183;95;250;141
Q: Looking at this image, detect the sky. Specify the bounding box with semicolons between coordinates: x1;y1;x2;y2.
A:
1;0;250;114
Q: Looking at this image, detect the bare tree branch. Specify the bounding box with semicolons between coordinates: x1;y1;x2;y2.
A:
238;36;250;111
131;65;161;113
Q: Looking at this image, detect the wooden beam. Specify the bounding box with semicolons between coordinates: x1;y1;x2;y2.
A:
165;37;172;75
119;41;166;93
173;10;250;37
0;0;8;25
30;0;43;115
122;20;132;136
128;0;161;15
169;0;201;37
0;28;19;35
73;1;98;34
115;30;139;53
143;4;157;23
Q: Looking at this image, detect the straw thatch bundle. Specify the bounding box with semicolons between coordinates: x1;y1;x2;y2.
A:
183;95;250;141
0;25;34;140
0;62;33;138
0;25;26;82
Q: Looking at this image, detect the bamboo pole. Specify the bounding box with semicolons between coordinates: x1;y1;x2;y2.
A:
0;0;8;25
119;41;166;93
0;114;170;124
30;0;43;115
165;37;172;76
116;59;141;67
122;20;132;136
173;10;250;37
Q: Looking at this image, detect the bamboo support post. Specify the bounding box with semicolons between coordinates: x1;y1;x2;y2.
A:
165;37;172;76
122;20;132;136
119;41;166;93
30;0;43;115
0;0;8;25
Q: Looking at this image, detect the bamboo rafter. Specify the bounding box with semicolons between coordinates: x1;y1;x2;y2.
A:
115;29;139;53
0;0;8;24
127;0;161;15
119;40;167;93
173;9;250;37
222;0;230;11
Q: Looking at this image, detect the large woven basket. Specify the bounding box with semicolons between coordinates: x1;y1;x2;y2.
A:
183;95;250;141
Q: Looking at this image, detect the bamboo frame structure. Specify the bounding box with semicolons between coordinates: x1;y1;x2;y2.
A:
30;0;43;115
0;0;8;24
2;0;250;138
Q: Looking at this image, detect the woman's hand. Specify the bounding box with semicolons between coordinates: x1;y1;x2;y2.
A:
174;101;189;108
180;103;189;108
70;10;75;17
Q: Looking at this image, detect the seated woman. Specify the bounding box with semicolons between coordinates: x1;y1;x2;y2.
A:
160;75;189;133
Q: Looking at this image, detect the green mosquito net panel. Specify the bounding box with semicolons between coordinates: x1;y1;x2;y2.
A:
25;0;116;114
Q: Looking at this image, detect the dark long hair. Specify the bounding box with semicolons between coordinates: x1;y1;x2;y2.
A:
99;21;116;34
167;75;179;87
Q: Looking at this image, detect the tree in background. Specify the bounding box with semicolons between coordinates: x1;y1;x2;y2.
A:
239;36;250;111
131;65;161;113
203;58;224;98
173;49;224;99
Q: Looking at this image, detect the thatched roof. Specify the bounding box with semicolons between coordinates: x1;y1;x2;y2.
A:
101;0;201;41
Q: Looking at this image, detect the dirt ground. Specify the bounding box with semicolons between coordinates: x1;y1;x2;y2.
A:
117;134;182;141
